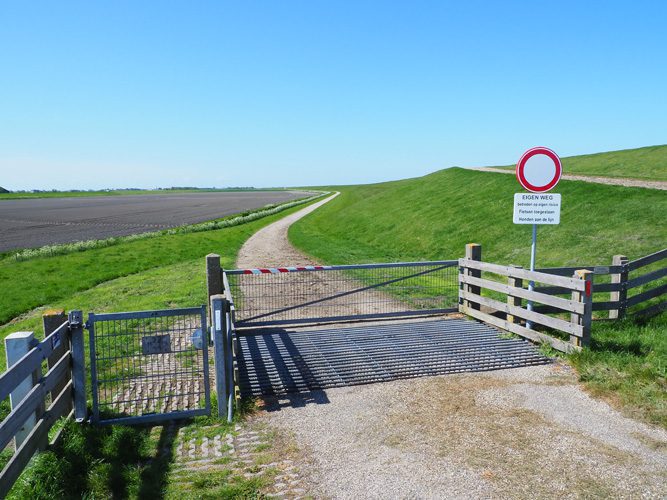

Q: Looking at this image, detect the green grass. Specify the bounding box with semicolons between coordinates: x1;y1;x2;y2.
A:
0;201;316;369
571;314;666;428
290;168;666;267
7;412;245;500
289;168;666;427
494;144;667;181
0;187;288;200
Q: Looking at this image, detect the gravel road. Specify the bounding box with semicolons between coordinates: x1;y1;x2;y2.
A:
474;167;667;190
236;194;667;499
0;190;312;252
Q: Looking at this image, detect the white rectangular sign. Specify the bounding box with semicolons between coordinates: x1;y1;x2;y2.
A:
513;193;561;225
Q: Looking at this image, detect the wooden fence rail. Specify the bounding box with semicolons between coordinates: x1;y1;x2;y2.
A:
459;245;666;354
0;310;87;498
459;245;593;353
536;248;667;319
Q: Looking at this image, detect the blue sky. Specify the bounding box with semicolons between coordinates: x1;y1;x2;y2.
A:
1;1;665;190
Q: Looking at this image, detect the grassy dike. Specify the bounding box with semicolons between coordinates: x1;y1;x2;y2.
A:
494;144;667;181
1;201;322;499
289;168;666;427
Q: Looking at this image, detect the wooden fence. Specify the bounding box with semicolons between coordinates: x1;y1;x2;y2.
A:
530;248;667;319
459;244;667;353
0;311;87;498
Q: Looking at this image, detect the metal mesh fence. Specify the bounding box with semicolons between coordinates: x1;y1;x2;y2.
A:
227;261;459;327
88;307;210;424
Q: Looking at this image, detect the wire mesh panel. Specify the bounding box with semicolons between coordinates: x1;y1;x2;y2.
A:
227;261;459;327
88;306;210;425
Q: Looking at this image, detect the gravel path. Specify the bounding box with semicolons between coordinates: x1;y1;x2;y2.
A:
236;195;667;498
474;167;667;190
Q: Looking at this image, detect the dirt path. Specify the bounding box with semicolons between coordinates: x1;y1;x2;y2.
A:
236;197;667;498
474;167;667;190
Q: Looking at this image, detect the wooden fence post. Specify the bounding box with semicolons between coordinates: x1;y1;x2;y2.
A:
4;332;36;449
507;265;523;324
571;270;594;347
463;244;482;312
206;254;223;322
609;255;629;319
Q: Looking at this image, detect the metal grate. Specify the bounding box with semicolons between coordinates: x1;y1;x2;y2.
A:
88;306;210;425
227;261;459;327
236;319;550;396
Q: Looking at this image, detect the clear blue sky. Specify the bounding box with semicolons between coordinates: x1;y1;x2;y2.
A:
1;1;665;190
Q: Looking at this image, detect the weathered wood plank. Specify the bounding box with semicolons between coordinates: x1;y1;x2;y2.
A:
460;289;583;336
463;306;579;354
537;265;622;276
628;248;667;271
0;323;68;403
460;274;584;314
0;381;73;499
459;258;586;290
0;353;70;453
627;266;667;289
533;286;571;295
626;284;667;307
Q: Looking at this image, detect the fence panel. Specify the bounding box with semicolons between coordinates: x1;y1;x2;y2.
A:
227;261;459;327
88;306;210;425
0;317;74;498
459;257;593;352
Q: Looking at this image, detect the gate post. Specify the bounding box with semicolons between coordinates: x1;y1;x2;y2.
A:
507;265;523;324
461;243;482;312
69;310;87;422
571;270;594;348
609;255;628;319
211;295;228;419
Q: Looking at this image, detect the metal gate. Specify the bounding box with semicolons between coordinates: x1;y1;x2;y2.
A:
87;306;211;425
226;260;460;327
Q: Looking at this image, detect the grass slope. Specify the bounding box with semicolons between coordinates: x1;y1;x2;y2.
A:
289;168;667;427
290;168;666;266
495;144;667;181
0;202;314;367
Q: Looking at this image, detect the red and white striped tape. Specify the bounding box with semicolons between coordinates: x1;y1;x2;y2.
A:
242;265;332;275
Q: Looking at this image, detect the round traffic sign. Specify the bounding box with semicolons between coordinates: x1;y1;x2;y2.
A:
516;147;562;192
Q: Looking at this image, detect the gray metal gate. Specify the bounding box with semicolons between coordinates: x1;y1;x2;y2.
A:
226;260;460;327
87;306;211;425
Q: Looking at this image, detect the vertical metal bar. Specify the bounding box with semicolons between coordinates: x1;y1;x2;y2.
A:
224;299;234;422
211;295;227;418
200;305;211;415
69;310;87;423
88;314;100;424
526;224;537;328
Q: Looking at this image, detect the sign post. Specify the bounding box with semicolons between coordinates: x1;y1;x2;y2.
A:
513;146;562;328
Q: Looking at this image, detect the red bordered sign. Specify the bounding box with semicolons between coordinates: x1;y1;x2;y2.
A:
516;146;562;193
